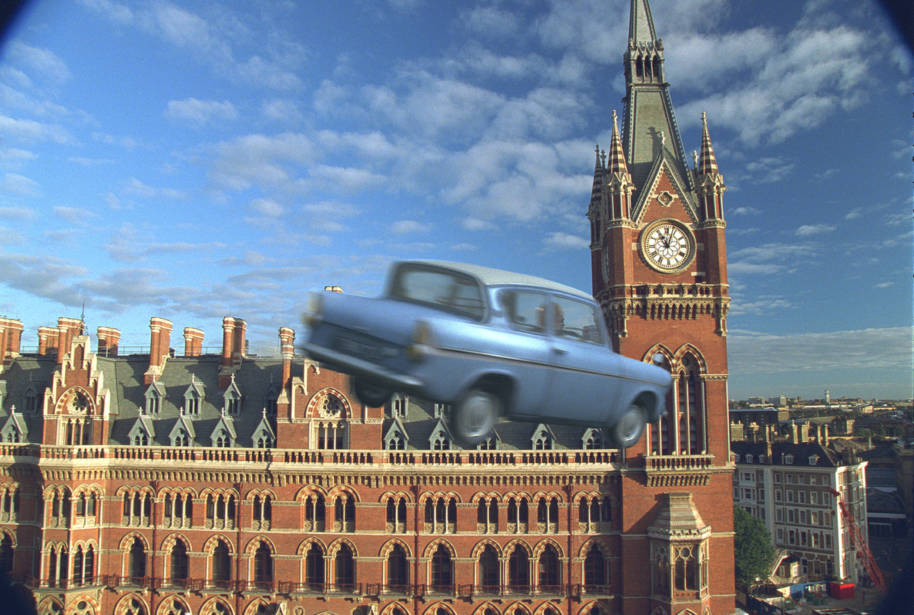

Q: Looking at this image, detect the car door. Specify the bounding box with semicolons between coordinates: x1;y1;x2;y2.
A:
542;294;623;425
490;288;553;418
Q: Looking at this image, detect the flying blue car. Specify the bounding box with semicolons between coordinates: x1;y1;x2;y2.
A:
301;260;671;448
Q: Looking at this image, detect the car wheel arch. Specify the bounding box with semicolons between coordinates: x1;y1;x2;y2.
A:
462;371;515;415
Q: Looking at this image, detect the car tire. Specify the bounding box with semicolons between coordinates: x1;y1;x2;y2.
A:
353;379;392;407
610;404;646;449
451;389;501;447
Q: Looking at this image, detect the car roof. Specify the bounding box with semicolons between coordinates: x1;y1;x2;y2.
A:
398;260;595;302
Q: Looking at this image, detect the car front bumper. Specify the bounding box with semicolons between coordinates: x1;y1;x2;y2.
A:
300;342;425;392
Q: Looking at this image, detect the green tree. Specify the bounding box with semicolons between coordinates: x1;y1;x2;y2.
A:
734;506;776;589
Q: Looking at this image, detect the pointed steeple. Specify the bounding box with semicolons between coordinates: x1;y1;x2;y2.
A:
607;109;629;176
629;0;660;48
697;112;719;176
622;0;692;201
695;112;726;223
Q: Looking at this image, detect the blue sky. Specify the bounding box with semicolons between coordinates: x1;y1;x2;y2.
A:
0;0;910;400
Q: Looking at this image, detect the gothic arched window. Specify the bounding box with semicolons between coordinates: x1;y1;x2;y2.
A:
334;544;355;591
386;544;408;591
479;545;499;592
305;543;324;590
430;544;452;592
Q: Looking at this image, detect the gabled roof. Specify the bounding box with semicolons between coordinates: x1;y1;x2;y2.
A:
0;412;27;439
630;152;698;224
211;412;237;443
126;415;154;443
168;414;196;442
250;411;276;446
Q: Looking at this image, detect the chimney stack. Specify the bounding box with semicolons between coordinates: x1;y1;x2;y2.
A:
790;422;798;444
97;326;121;357
232;318;246;360
822;424;829;448
145;317;173;385
0;319;8;365
57;317;83;364
5;318;23;357
184;327;204;357
38;326;59;356
279;327;295;390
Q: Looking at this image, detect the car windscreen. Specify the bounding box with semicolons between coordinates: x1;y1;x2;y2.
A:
389;265;486;321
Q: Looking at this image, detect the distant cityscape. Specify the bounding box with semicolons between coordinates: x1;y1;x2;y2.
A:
728;391;913;612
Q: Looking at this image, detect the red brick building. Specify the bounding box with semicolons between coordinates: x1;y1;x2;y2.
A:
0;1;735;614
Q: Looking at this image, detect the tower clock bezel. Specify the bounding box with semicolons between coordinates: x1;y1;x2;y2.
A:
639;219;696;273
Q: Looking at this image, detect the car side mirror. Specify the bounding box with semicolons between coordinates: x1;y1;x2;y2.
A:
652;353;666;366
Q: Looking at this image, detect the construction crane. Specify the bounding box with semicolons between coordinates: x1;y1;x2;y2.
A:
829;487;886;592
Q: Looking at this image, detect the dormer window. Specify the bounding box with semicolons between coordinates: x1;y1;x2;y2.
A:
145;384;164;415
173;428;190;447
733;453;741;463
532;425;554;450
433;403;448;418
183;375;204;416
808;455;819;465
745;454;753;464
582;428;603;449
224;389;241;416
477;436;497;450
391;395;407;418
386;432;405;450
431;434;450;450
134;432;148;446
784;454;794;465
214;429;231;448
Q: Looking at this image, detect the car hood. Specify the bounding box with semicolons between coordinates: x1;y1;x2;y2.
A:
624;357;673;388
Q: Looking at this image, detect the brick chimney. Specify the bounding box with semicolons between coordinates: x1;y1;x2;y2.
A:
38;326;59;356
145;317;173;385
221;316;235;367
97;326;121;357
279;327;295;390
57;317;83;364
184;327;204;357
232;317;246;360
822;424;829;448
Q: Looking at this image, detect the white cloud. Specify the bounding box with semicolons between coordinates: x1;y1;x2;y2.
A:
53;206;98;224
391;220;431;234
728;242;816;276
461;6;521;38
262;99;303;123
730;206;761;216
795;224;836;236
545;232;589;249
874;281;893;288
250;198;284;218
7;42;71;83
0;114;71;143
0;206;36;221
123;178;186;200
165;98;238;124
462;217;495;231
210;132;314;192
729;326;912;374
0;172;39;195
845;207;862;220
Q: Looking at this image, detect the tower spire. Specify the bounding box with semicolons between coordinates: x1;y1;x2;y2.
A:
698;112;719;175
629;0;659;47
607;109;629;177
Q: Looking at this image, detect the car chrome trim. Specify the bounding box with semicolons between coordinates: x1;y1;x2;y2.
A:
431;345;664;386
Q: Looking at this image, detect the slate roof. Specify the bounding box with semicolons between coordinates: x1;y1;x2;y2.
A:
731;440;861;467
1;352;615;451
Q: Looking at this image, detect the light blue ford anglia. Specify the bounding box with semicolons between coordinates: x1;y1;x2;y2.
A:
301;260;671;448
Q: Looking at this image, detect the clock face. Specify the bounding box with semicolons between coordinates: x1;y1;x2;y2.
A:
641;220;695;272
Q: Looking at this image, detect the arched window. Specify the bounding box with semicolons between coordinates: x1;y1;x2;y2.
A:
538;544;560;589
129;538;146;582
170;540;188;584
304;494;325;531
508;546;529;592
674;545;699;591
334;544;355;591
84;546;94;584
211;541;231;586
305;544;324;590
253;542;273;587
72;545;85;585
430;544;452;592
386;544;408;591
584;545;606;589
0;535;12;574
478;545;499;593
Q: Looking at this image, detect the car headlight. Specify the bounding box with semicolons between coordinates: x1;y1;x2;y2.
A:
406;320;433;359
302;292;323;327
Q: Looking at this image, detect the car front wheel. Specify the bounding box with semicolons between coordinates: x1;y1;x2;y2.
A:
610;404;646;449
353;379;392;407
451;389;501;447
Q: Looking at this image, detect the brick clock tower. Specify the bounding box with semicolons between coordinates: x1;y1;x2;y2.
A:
588;1;734;613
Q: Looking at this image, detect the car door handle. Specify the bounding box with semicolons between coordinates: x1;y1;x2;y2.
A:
551;346;567;355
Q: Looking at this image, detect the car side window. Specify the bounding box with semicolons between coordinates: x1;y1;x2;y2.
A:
497;289;548;335
551;296;604;345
